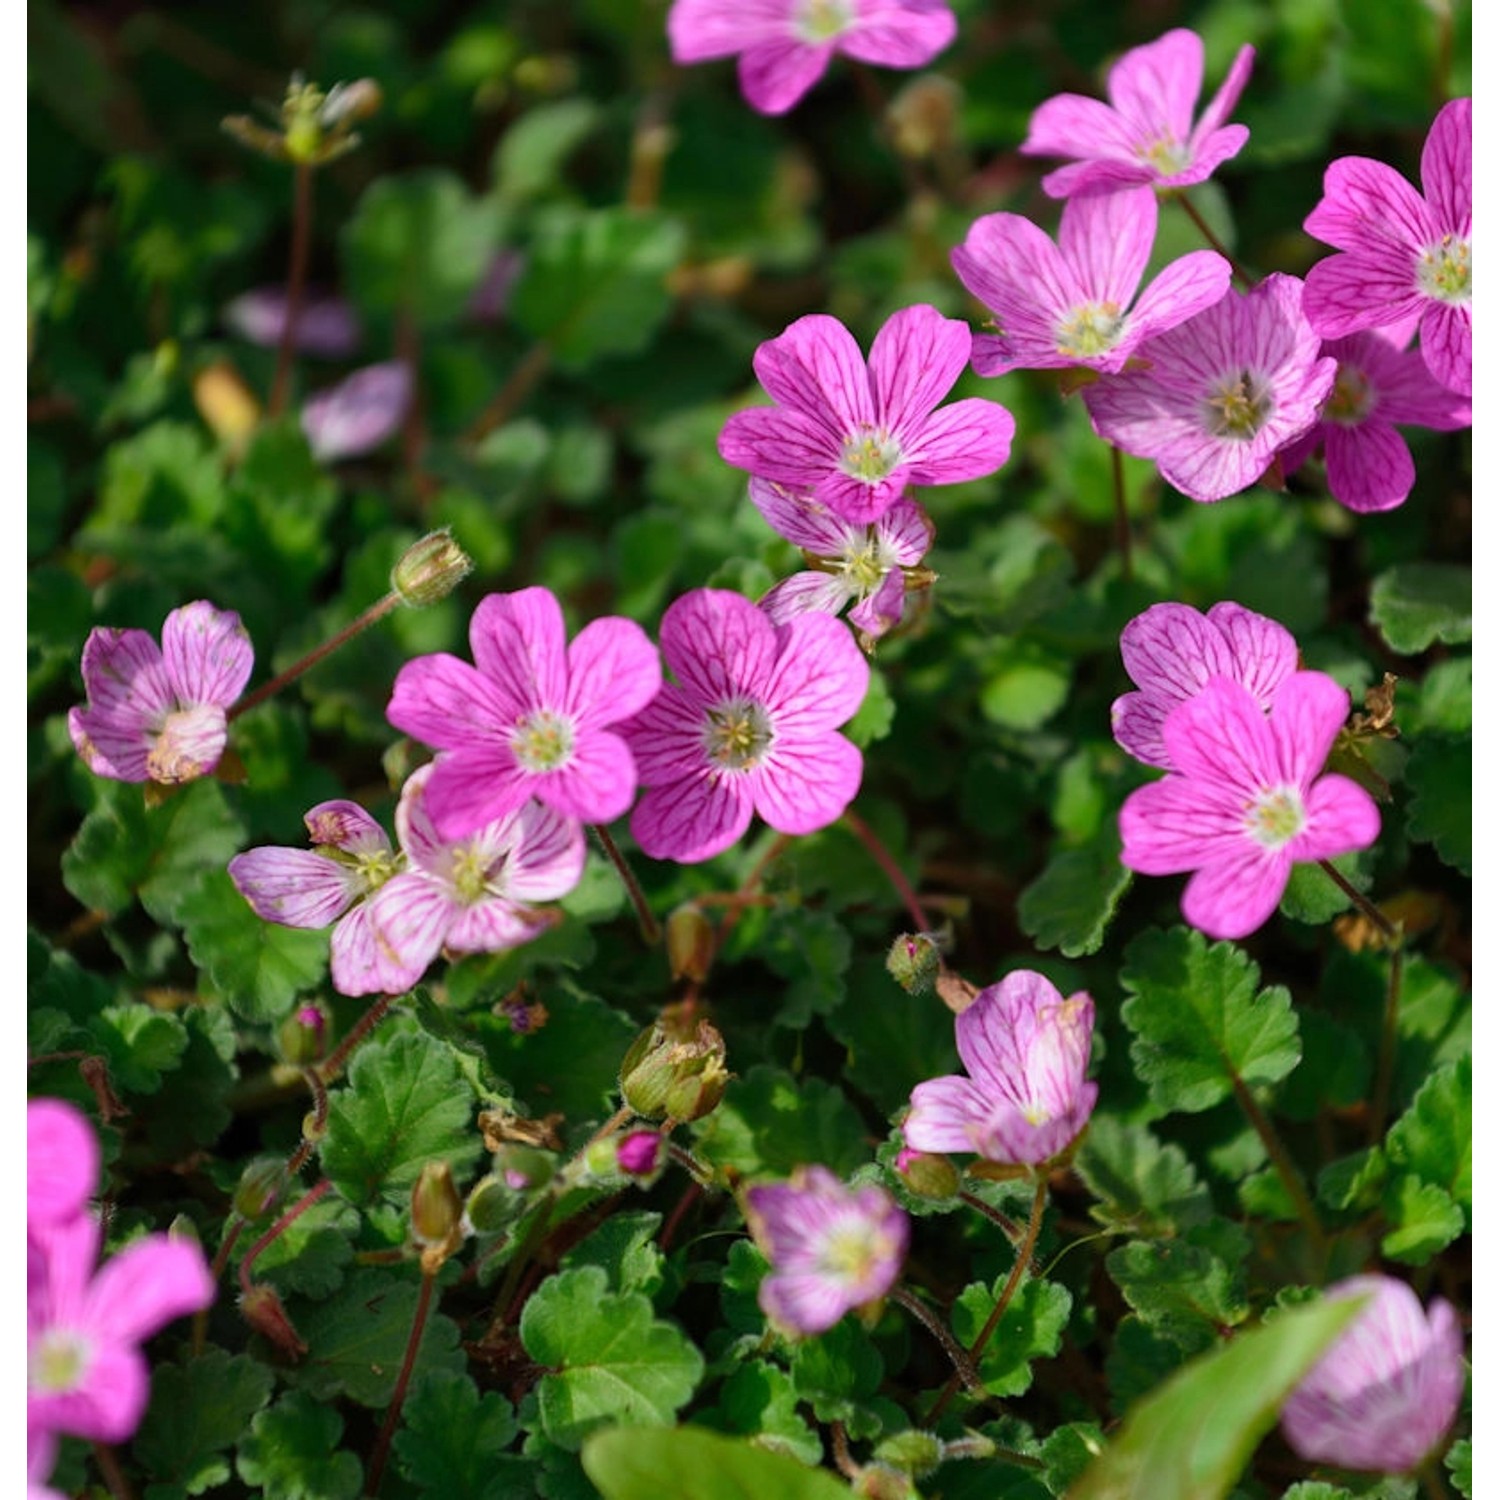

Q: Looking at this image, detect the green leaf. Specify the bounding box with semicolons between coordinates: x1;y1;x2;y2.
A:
495;99;603;204
1106;1238;1248;1349
512;206;687;370
321;1030;482;1207
1120;928;1301;1114
1018;823;1133;958
1379;1176;1464;1265
89;1003;188;1094
788;1317;884;1424
1413;657;1471;735
1405;735;1471;874
979;643;1072;731
1070;1295;1368;1500
247;1194;359;1299
845;667;896;749
1073;1117;1213;1236
761;907;851;1027
582;1425;850;1500
703;1360;822;1465
392;1370;520;1500
1038;1423;1108;1497
1446;1438;1472;1498
560;1211;665;1298
294;1269;467;1407
1369;564;1472;655
1385;1055;1471;1213
520;1266;704;1451
952;1278;1072;1396
1278;850;1372;925
134;1348;275;1494
1317;1147;1388;1215
236;1390;363;1500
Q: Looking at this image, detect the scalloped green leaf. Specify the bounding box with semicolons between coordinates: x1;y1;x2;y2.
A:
1404;735;1471;875
703;1360;822;1465
134;1348;275;1494
1018;822;1133;958
1385;1055;1471;1212
952;1278;1072;1397
560;1211;664;1298
690;1065;868;1181
582;1425;850;1500
1379;1176;1464;1265
1369;563;1472;654
1073;1117;1212;1236
1106;1238;1249;1349
391;1369;521;1500
235;1390;362;1500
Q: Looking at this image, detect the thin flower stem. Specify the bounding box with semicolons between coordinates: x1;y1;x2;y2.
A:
320;993;399;1082
957;1191;1024;1244
658;1181;703;1252
1368;942;1407;1147
365;1268;437;1498
1230;1074;1327;1259
268;163;313;419
665;1142;715;1185
284;1066;332;1178
591;823;661;945
467;342;552;443
1174;191;1254;288
712;833;793;955
889;1285;986;1395
92;1442;138;1500
193;1216;246;1354
486;1200;553;1340
842;809;931;932
829;1420;859;1480
1318;860;1400;942
238;1178;334;1295
926;1177;1048;1425
1111;444;1133;581
228;592;404;721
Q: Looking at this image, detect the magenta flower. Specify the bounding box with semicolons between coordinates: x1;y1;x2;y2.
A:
746;1166;908;1336
1277;329;1470;513
623;588;869;864
719;304;1016;525
228;799;416;998
904;971;1097;1167
1082;274;1337;503
224;286;361;358
1112;600;1297;770
616;1130;665;1177
68;601;254;785
1119;672;1381;940
667;0;956;117
365;762;585;981
1281;1276;1464;1474
1303;98;1471;399
29;1099;101;1229
749;476;934;646
301;360;413;462
1020;28;1255;198
952;187;1232;377
387;587;662;841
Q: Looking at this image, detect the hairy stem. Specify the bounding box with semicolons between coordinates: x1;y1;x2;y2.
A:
1318;860;1399;941
1231;1074;1327;1259
92;1442;138;1500
467;342;552;443
267;163;313;418
193;1216;246;1355
843;809;931;932
957;1190;1024;1244
320;993;399;1082
238;1178;334;1295
591;823;660;945
1368;942;1407;1146
890;1285;986;1395
365;1268;437;1498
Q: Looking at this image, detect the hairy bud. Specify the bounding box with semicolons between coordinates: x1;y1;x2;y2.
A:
277;1003;327;1066
240;1284;307;1358
665;902;716;983
872;1431;944;1478
887;932;942;995
619;1020;729;1123
233;1157;287;1222
410;1161;465;1253
392;528;474;608
893;1148;960;1201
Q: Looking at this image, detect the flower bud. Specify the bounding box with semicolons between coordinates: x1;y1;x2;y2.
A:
320;78;382;127
583;1137;622;1178
392;528;474;608
853;1464;917;1500
278;1003;328;1066
665;903;716;983
462;1174;514;1235
167;1214;203;1250
617;1130;663;1177
233;1158;287;1222
886;75;961;160
894;1148;959;1201
492;1143;557;1194
619;1020;729;1123
887;932;941;995
411;1161;464;1251
240;1284;307;1358
872;1431;944;1479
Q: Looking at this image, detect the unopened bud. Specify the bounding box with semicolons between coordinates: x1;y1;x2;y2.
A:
887;932;942;995
167;1214;203;1250
392;528;474;608
894;1148;959;1201
617;1130;663;1177
240;1283;307;1358
462;1174;514;1235
278;1003;328;1066
853;1464;917;1500
886;75;961;160
234;1158;287;1222
492;1143;557;1193
619;1020;729;1123
665;903;716;983
872;1431;944;1479
583;1137;622;1178
410;1161;464;1250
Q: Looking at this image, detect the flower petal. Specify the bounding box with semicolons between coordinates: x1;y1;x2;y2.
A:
900;397;1014;486
1180;848;1290;940
763;612;870;733
748;476;857;554
869;304;972;442
228;846;364;928
659;589;779;706
749;733;863;835
631;773;754;863
565;617;661;730
28;1101;99;1227
738;36;834;115
1286;774;1380;864
469;588;569;713
161;602;254;708
903;1075;992;1154
86;1236;214;1345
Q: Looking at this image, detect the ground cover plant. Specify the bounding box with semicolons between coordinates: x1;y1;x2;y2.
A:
28;1;1472;1496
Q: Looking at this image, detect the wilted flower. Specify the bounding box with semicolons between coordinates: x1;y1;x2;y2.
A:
1280;1275;1465;1474
1112;600;1298;770
904;971;1097;1167
224;286;361;357
1119;672;1381;940
746;1166;909;1336
69;601;254;785
667;0;957;117
619;1019;730;1123
719;304;1015;525
301;360;413;462
1020;28;1255;198
623;588;869;863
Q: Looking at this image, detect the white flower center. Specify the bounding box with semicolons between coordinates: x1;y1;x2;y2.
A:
30;1329;91;1395
839;427;904;484
1324;364;1374;426
1416;235;1471;304
449;842;505;905
817;1220;889;1286
1202;369;1275;441
511;710;575;773
839;532;893;594
1245;786;1306;849
796;0;855;43
1055;301;1126;358
1140;134;1191;174
703;698;774;771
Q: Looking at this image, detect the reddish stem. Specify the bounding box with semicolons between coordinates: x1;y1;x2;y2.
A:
365;1269;438;1497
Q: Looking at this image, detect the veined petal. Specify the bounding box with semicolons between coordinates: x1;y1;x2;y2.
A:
1180;848;1290;940
631;773;754;863
623;682;714;785
869;304;973;442
1060;186;1156;309
387;653;519;751
304;800;391;857
444;898;540;954
1303;251;1427;340
876;497;935;563
228;846;364;928
1161;677;1281;792
903;1075;992;1153
1119;776;1251;876
1021;93;1140;167
837;3;956;67
537;728;638;823
469;589;569;713
1127;250;1233;346
565;616;662;729
901;397;1014;485
751;313;875;429
1205;602;1298;707
503;802;588;902
719;405;842;489
763;612;870;732
76;626;174;728
1421;98;1471;234
1120;602;1238;709
1108;28;1204;142
68;706;152;783
418;747;532;845
738;36;834;115
1419;301;1471;399
1324;420;1414;512
747;476;856;553
1286;775;1380;864
1266;670;1350;789
760;571;857;625
85;1237;214;1345
161;602;254;708
749;733;863;834
659;588;780;705
367;873;456;981
330;904;424;997
1190;43;1256;139
848;568;905;638
1304;157;1438;255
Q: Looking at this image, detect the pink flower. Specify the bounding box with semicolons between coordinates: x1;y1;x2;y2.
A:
623;589;869;864
224;286;361;357
1277;330;1471;512
904;971;1097;1167
746;1166;908;1336
1082;274;1337;503
1112;601;1298;770
952;187;1232;376
29;1100;101;1229
718;304;1016;524
68;601;254;785
749;476;934;646
1303;98;1471;399
1020;28;1255;198
616;1130;664;1176
1119;672;1381;940
1280;1276;1464;1474
667;0;956;117
387;587;662;841
364;762;585;981
301;360;413;462
228;799;415;998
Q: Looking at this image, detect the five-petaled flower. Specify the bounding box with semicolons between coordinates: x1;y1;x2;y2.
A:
952;187;1232;377
903;971;1098;1167
1280;1275;1465;1475
387;587;661;842
746;1166;909;1336
1303;98;1472;399
718;304;1015;525
1119;671;1381;940
667;0;957;117
1020;28;1256;198
622;588;869;864
69;601;254;786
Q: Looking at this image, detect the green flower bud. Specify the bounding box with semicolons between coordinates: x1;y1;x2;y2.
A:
233;1157;287;1222
410;1161;464;1250
278;1003;328;1066
872;1431;944;1479
886;932;942;995
665;903;716;983
462;1174;515;1235
894;1148;960;1201
391;528;474;608
492;1143;557;1194
619;1020;729;1123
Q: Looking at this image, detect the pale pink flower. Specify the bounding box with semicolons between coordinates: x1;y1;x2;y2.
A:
623;588;869;864
667;0;956;117
1276;329;1470;512
1303;98;1471;399
224;286;361;357
746;1166;908;1336
1020;28;1255;198
1281;1276;1464;1474
1112;601;1298;770
364;762;585;981
749;476;934;645
1119;672;1380;940
301;360;413;462
719;304;1016;524
1082;274;1337;503
904;971;1097;1167
68;601;254;785
387;587;662;841
952;187;1232;376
